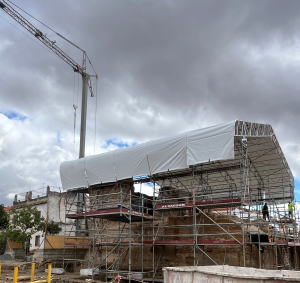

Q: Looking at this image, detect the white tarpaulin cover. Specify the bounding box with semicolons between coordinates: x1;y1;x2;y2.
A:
60;121;235;190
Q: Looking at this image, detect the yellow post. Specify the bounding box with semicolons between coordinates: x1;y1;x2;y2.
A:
13;266;18;283
47;263;52;283
31;263;35;282
0;264;1;279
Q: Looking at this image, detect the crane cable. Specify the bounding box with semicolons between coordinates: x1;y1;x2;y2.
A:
86;53;98;77
94;77;98;154
6;0;57;34
0;13;53;56
73;72;76;143
72;73;80;143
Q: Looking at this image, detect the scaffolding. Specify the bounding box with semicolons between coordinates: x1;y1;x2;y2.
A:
62;121;299;281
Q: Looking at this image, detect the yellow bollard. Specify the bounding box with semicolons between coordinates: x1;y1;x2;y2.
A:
0;264;1;279
47;263;52;283
13;266;18;283
31;263;35;282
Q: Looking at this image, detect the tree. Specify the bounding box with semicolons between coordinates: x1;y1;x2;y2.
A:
0;204;9;255
45;221;62;235
0;204;9;230
6;206;45;248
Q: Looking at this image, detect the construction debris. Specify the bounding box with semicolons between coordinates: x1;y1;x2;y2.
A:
0;254;13;261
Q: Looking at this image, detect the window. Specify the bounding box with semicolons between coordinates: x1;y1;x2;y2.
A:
35;235;40;246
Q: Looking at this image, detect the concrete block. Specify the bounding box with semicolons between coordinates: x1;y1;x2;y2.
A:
163;266;300;282
131;273;143;280
80;268;99;276
45;268;64;274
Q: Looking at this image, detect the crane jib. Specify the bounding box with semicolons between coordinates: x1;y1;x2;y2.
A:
0;0;85;76
35;29;43;38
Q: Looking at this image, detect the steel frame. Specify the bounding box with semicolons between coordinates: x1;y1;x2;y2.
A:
62;134;298;281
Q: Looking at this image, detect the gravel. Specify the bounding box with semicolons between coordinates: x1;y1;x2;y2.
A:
0;254;14;261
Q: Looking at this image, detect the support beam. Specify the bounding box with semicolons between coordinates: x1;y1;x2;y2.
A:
79;73;89;159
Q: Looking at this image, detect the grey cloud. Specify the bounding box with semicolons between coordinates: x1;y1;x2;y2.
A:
0;0;300;204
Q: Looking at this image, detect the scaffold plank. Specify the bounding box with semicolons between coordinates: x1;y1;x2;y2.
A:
65;239;241;246
154;198;248;211
66;207;153;222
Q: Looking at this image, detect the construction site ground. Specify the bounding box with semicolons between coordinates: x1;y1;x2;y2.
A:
0;260;106;283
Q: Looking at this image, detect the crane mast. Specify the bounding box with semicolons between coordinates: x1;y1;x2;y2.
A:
0;0;97;158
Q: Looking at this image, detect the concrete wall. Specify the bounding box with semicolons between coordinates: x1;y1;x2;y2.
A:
44;235;88;250
163;266;300;282
33;249;86;262
5;239;26;259
6;249;26;259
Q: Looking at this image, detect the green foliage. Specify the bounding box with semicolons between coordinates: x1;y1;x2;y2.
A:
45;221;62;235
0;232;6;255
0;204;9;255
6;206;45;248
0;204;9;231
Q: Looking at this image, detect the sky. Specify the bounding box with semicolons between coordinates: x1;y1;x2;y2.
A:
0;0;300;206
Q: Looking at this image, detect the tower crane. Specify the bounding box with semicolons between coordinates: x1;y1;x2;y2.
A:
0;0;98;158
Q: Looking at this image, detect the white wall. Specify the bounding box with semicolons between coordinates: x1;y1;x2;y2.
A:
30;202;47;251
29;191;75;251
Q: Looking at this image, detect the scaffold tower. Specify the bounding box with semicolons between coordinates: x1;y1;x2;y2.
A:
61;120;299;282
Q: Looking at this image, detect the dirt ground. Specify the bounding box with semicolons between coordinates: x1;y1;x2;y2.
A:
0;261;107;283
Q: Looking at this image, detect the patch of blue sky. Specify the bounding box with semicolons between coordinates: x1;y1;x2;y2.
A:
55;132;61;146
294;179;300;202
1;110;27;121
133;175;149;180
105;138;137;149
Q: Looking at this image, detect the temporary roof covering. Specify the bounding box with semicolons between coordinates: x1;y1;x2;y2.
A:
60;120;294;203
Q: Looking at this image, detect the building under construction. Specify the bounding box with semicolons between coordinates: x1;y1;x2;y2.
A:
60;120;299;282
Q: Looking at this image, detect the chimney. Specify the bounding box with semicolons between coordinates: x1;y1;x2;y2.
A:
13;194;17;205
28;191;32;201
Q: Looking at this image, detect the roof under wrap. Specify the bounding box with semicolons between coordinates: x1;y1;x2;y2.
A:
60;120;294;203
60;121;235;190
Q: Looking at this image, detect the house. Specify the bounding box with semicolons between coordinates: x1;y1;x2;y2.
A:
4;206;12;212
8;186;82;261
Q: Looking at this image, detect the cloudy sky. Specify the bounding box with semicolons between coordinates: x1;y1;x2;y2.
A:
0;0;299;205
